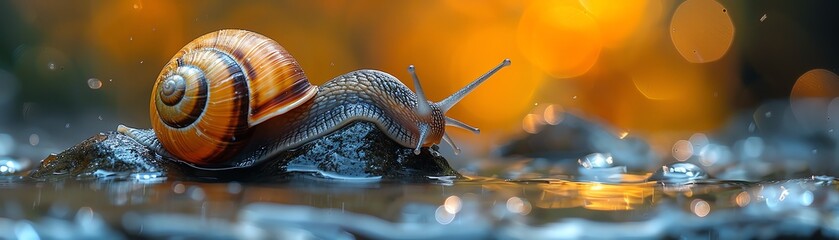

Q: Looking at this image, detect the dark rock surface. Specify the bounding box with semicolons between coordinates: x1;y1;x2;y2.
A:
29;121;460;181
498;113;658;171
29;132;168;180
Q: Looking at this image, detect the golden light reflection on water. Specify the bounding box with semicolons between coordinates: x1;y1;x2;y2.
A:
534;181;656;211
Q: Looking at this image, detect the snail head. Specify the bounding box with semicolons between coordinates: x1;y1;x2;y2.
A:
407;59;511;155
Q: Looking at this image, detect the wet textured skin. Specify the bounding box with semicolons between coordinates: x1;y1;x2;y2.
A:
235;70;447;168
125;70;447;169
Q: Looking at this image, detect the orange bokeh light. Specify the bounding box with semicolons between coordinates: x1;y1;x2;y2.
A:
670;0;735;63
11;0;760;153
517;0;602;79
790;69;839;131
449;25;543;138
579;0;656;48
791;69;839;99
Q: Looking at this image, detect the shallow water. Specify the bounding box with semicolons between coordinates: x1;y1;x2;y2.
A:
2;167;838;239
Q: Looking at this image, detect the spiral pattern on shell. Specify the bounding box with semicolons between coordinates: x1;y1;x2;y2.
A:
150;29;318;165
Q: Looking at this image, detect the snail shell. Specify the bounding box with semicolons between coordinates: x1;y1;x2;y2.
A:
149;29;317;165
120;29;510;169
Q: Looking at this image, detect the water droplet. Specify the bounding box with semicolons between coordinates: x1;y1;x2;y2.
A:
543;104;564;125
572;95;578;100
699;144;731;166
139;60;143;64
129;36;133;41
0;133;15;156
75;206;95;225
47;62;56;70
87;78;102;89
435;205;455;224
505;197;531;215
227;182;242;194
521;114;543;134
618;131;629;140
188;186;205;201
444;195;462;214
801;190;814;206
578;153;614;169
649;162;708;183
64;123;70;128
130;172;166;182
28;134;39;146
691;199;711;217
743;136;764;159
760;14;767;22
0;157;23;175
765;111;772;118
172;182;186;194
98;115;103;120
577;153;626;181
672;140;694;161
734;191;751;207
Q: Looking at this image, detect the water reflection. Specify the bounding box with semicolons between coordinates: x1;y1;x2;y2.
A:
2;174;839;238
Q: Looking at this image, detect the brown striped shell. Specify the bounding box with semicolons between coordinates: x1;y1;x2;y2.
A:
150;29;318;166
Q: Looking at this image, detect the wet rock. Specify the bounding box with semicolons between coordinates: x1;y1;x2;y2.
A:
28;132;168;180
30;121;460;181
498;113;658;171
236;121;461;181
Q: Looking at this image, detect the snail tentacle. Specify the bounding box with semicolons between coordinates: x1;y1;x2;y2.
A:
407;65;432;118
442;132;461;155
445;116;480;134
437;58;511;113
413;123;430;155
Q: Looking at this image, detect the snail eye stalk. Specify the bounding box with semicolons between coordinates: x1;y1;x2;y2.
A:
436;59;510;113
407;65;432;118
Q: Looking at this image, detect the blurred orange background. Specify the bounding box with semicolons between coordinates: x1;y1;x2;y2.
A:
1;0;838;157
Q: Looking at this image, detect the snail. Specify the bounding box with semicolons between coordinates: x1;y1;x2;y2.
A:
118;29;509;169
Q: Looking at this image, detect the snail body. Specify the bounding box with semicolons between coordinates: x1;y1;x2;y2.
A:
119;29;509;169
